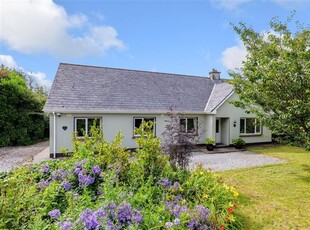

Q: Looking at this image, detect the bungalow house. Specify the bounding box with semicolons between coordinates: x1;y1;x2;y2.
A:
44;63;271;158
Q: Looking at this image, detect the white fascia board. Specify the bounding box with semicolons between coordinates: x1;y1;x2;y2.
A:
43;109;206;115
204;84;216;112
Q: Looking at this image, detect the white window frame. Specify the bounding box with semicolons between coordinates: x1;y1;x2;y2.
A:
240;118;262;136
133;117;156;137
179;117;198;134
74;117;101;138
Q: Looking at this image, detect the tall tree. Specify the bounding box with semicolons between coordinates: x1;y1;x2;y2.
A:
229;15;310;148
0;67;48;146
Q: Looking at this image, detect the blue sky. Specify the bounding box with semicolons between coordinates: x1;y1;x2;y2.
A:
1;0;309;89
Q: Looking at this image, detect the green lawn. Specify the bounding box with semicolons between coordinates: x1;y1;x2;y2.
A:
220;145;310;230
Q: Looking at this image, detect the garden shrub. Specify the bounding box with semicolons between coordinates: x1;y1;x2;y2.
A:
162;108;200;170
0;67;48;147
0;122;241;229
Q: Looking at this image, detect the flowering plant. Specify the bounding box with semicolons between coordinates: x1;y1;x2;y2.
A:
0;122;241;229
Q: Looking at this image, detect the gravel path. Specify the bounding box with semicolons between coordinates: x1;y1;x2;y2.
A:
0;141;49;172
189;150;285;172
0;143;285;173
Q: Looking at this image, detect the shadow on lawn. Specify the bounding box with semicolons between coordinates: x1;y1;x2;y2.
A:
235;193;254;229
298;164;310;183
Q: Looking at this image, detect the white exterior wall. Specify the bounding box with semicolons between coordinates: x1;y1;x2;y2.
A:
48;95;272;155
205;115;216;140
49;114;75;154
49;113;208;154
215;94;272;144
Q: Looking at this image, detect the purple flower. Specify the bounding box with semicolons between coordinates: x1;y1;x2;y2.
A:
106;220;115;230
40;164;49;173
159;178;172;187
52;169;67;181
117;203;132;224
85;175;95;186
173;182;180;190
79;208;99;230
133;210;143;224
195;205;210;220
92;165;101;176
38;180;49;189
174;218;180;226
94;208;105;217
173;204;182;217
165;222;174;228
74;158;88;168
165;200;188;218
61;181;71;191
78;173;95;187
48;209;60;219
58;220;73;230
107;203;117;220
74;167;82;175
187;220;198;230
74;159;87;175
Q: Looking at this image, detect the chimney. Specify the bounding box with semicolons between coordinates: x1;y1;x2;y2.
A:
209;69;221;80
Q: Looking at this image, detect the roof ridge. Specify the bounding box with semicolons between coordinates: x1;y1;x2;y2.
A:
59;62;212;80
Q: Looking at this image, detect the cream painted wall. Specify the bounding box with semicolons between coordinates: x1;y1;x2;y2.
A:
48;95;271;155
49;113;208;154
49;114;75;154
216;93;272;144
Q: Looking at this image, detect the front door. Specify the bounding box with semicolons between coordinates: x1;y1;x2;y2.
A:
216;119;221;144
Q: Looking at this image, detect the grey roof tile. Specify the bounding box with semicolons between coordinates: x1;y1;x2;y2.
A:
204;82;234;113
44;63;232;113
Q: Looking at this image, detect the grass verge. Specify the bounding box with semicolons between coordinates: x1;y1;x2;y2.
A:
221;145;310;230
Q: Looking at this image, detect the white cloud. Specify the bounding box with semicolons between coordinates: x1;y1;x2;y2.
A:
210;0;252;10
1;0;125;57
89;26;125;50
221;41;247;70
0;55;52;89
221;30;282;70
272;0;307;8
0;55;17;68
27;72;52;89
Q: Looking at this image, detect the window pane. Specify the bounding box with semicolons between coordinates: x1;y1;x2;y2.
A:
88;118;100;136
246;118;255;134
216;119;220;133
144;118;154;123
134;118;143;135
240;119;245;133
144;118;155;133
187;118;195;133
255;120;261;133
76;119;86;137
134;118;143;128
180;118;186;132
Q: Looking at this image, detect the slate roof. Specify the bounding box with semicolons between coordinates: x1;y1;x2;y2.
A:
44;63;234;113
204;82;234;113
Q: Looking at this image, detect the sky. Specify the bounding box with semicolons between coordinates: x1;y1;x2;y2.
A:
0;0;309;90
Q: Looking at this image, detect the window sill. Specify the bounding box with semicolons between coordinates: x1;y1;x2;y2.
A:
76;136;95;140
132;135;157;139
239;134;262;137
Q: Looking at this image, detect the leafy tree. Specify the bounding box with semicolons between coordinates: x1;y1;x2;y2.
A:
229;14;310;148
0;66;48;146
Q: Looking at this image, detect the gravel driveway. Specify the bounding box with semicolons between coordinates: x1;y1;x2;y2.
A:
0;143;285;173
0;141;49;172
190;149;285;172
